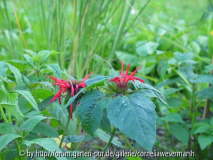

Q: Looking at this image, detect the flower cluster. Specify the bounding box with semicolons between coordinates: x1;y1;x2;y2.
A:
47;73;92;119
109;60;145;90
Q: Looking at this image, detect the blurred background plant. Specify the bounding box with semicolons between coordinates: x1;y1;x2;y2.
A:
0;0;213;159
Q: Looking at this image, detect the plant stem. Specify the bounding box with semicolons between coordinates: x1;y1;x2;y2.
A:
102;127;116;152
165;123;175;151
15;139;22;160
0;105;9;123
121;134;136;153
59;117;71;148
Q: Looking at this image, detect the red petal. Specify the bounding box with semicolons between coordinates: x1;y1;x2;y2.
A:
129;67;142;77
120;60;124;82
82;73;93;82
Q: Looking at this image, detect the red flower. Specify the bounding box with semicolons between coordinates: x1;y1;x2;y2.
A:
47;73;92;119
110;61;145;90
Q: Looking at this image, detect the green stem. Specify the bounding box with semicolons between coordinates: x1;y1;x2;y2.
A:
102;127;116;152
0;105;9;123
15;139;21;160
165;123;175;151
121;134;136;153
59;117;71;148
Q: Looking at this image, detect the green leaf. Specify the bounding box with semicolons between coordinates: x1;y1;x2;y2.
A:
136;41;159;56
99;109;111;133
196;86;213;99
24;138;66;160
190;75;213;84
20;116;47;136
31;89;54;100
107;93;156;151
174;52;194;63
161;113;184;123
169;123;189;145
164;88;182;97
115;51;138;66
198;134;213;150
12;90;39;111
0;61;8;76
0;133;22;152
78;90;107;136
157;60;168;78
85;76;109;87
211;118;213;126
24;49;36;56
48;103;76;135
27;82;54;90
0;123;17;134
95;129;124;148
44;64;62;79
36;50;51;63
6;63;24;87
204;64;213;73
64;135;84;143
191;125;212;134
166;97;182;108
134;81;167;106
0;90;24;117
32;122;59;138
23;54;34;67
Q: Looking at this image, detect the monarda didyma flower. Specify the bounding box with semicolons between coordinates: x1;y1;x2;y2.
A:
110;60;145;92
47;73;92;119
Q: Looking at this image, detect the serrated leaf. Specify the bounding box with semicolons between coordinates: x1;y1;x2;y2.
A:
99;109;111;133
32;122;59;138
136;41;159;56
64;135;84;143
0;133;22;152
28;82;54;90
157;60;168;78
107;93;156;151
78;90;107;136
24;138;66;160
169;123;189;145
20;116;47;135
0;90;24;117
13;90;39;111
24;49;36;56
115;51;138;66
204;64;213;73
0;123;17;134
161;113;184;123
23;54;34;67
198;134;213;150
37;50;51;63
174;52;194;63
95;129;124;148
190;75;213;84
31;89;54;100
134;81;167;106
44;64;62;79
48;103;76;135
6;63;24;87
196;86;213;99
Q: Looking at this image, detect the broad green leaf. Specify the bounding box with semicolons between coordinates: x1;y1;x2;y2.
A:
7;60;29;72
24;49;36;56
12;90;39;111
174;52;194;63
20;116;47;135
0;133;22;152
178;65;197;81
78;90;107;136
6;63;24;87
0;123;17;134
36;50;51;63
136;41;159;56
161;113;184;123
27;82;54;90
23;54;34;67
169;123;189;145
196;86;213;99
24;138;66;160
115;51;138;66
107;93;156;151
4;80;16;91
31;89;54;100
95;129;124;148
198;134;213;150
38;96;53;110
164;88;182;97
191;125;212;134
166;97;182;108
211;118;213;126
99;109;111;133
44;64;62;79
134;81;167;105
157;60;168;78
64;135;84;143
190;75;213;84
85;76;109;87
204;64;213;73
0;90;24;117
32;122;59;138
48;103;76;135
0;61;8;76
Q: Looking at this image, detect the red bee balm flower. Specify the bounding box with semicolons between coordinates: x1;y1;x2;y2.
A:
110;61;145;91
47;73;92;119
